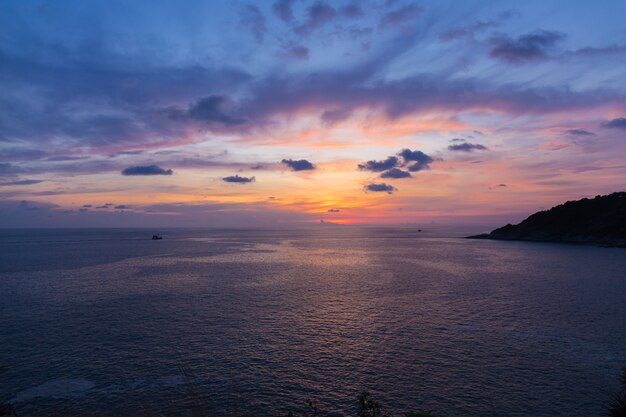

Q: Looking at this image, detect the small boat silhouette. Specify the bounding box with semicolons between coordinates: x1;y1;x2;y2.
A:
152;235;163;240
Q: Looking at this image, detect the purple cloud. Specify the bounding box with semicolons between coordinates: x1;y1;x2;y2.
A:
287;46;310;60
295;2;337;35
223;175;256;183
0;179;43;186
448;143;489;152
122;165;173;176
281;159;315;171
272;0;295;22
490;30;565;63
379;4;422;28
565;129;595;136
380;168;411;179
603;117;626;129
364;183;396;194
358;156;399;172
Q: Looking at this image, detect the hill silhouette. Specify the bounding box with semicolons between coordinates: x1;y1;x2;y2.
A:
469;192;626;247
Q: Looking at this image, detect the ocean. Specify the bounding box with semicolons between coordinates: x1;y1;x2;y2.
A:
1;227;625;416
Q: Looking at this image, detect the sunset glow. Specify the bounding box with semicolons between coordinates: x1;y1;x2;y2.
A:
1;0;625;227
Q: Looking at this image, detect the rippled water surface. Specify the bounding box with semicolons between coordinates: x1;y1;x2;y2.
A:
1;228;625;416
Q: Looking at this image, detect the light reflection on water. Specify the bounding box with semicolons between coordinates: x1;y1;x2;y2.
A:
0;227;625;416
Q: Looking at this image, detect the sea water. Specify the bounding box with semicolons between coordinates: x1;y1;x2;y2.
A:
1;228;625;416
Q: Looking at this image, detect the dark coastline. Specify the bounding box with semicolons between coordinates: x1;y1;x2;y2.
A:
468;192;626;248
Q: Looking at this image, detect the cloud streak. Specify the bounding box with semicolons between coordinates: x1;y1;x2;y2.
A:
490;30;565;63
223;175;255;183
364;183;396;194
121;165;174;176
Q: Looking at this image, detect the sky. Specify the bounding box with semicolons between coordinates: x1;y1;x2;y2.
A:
1;0;625;228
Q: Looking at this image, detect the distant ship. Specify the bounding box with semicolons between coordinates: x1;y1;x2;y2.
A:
152;235;163;240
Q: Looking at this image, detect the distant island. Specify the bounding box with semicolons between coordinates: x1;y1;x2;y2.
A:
468;192;626;248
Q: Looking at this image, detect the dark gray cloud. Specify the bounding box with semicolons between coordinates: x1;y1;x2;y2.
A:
603;117;626;129
398;149;434;171
0;179;43;186
180;95;246;126
565;129;595;136
359;150;433;174
240;4;267;42
82;204;92;207
281;158;315;171
114;205;130;209
379;4;422;28
272;0;295;22
358;156;399;172
490;30;565;63
223;175;255;183
364;183;396;194
295;2;337;35
121;165;174;176
497;183;507;187
327;208;340;212
448;142;488;152
380;167;411;179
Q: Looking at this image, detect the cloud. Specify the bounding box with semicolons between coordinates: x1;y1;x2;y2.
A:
180;95;246;126
121;165;174;176
114;205;130;209
272;0;295;22
380;167;411;179
379;4;422;28
565;129;595;136
440;10;519;42
447;142;489;152
358;156;399;172
0;179;43;186
240;4;267;42
82;204;93;207
0;148;47;161
340;4;363;18
497;183;507;187
295;2;337;35
490;30;565;63
398;149;434;171
287;46;310;60
364;183;396;194
223;175;255;183
359;150;434;174
320;109;352;126
603;117;626;129
440;20;499;42
281;158;315;171
327;208;340;212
